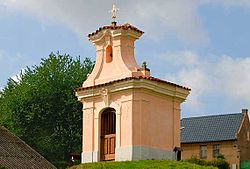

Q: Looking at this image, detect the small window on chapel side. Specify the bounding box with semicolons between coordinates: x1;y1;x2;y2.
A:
106;45;113;63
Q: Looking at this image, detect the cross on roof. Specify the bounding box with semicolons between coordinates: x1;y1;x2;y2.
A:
110;4;119;22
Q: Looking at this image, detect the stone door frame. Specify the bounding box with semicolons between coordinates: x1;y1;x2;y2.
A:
94;102;121;161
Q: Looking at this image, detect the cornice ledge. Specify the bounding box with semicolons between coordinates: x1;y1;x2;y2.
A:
76;79;189;101
89;30;111;44
112;29;142;40
89;29;142;44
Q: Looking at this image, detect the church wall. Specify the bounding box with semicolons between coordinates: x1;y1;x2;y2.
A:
112;88;180;161
81;99;95;162
132;90;179;150
81;89;135;162
82;101;95;152
89;36;142;87
110;90;134;148
120;98;133;147
79;80;188;162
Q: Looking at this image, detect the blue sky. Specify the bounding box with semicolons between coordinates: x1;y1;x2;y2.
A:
0;0;250;117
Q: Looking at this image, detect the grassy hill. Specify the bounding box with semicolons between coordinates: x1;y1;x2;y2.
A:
69;160;217;169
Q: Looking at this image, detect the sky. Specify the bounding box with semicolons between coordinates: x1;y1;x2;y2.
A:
0;0;250;118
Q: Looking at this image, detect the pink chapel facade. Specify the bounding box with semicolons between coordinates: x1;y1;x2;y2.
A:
75;21;190;163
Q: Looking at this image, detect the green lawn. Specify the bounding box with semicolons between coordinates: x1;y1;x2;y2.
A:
69;160;217;169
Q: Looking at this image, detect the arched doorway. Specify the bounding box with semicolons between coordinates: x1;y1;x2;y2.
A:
100;108;116;161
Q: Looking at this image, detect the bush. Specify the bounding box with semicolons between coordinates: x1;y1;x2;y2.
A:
186;156;206;166
216;154;225;159
210;158;229;169
53;159;80;169
186;155;229;169
52;160;71;169
72;160;81;166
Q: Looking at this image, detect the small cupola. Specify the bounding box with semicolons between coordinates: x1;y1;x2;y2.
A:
82;5;150;87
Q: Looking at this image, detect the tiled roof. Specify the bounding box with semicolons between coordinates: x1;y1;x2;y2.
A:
181;113;244;143
75;76;191;92
88;23;144;37
0;126;56;169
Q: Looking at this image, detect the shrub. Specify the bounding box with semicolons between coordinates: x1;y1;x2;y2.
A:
186;156;206;166
52;160;71;169
216;154;225;159
72;160;81;166
212;158;229;169
186;155;229;169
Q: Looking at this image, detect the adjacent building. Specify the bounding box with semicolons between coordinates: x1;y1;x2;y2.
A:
181;109;250;169
0;126;56;169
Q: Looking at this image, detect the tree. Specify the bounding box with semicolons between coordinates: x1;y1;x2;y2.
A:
0;52;94;164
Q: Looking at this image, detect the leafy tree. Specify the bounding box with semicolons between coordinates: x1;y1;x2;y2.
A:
0;52;94;164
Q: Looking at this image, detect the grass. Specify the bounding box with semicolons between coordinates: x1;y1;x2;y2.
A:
69;160;218;169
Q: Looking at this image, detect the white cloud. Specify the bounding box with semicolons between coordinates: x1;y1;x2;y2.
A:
129;0;208;43
158;50;199;66
0;0;208;44
3;0;250;45
10;74;19;83
161;51;250;114
214;56;250;101
10;68;25;83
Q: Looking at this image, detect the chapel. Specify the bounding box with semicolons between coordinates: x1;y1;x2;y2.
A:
75;5;190;163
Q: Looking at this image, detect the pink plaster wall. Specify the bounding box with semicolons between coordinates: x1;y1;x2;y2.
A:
83;30;150;88
82;90;134;152
81;88;181;152
82;104;94;152
132;91;181;150
120;99;133;147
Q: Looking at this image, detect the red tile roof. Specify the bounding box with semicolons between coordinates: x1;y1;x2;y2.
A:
88;23;144;37
75;76;191;92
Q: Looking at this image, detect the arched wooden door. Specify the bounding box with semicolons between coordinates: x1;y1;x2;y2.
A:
101;108;116;161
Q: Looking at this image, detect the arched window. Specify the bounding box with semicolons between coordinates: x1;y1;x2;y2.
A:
106;45;113;63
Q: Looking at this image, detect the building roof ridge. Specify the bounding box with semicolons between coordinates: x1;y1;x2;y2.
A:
181;112;244;143
0;126;56;168
181;112;243;120
88;23;144;37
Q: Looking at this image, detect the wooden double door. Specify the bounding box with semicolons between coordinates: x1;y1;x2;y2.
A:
100;108;116;161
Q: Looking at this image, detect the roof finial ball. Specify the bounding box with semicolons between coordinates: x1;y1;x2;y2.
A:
110;4;119;26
